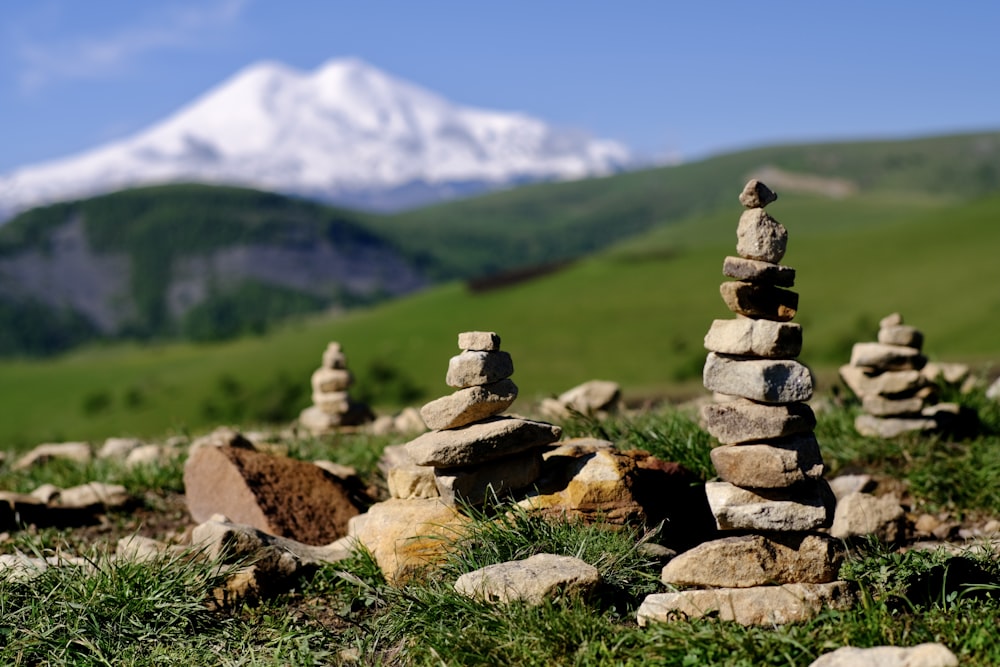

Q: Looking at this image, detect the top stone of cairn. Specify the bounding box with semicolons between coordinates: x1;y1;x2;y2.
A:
739;179;778;209
458;331;501;352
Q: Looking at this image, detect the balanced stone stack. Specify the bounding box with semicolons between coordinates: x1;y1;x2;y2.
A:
298;342;373;435
402;332;562;506
841;313;958;438
639;180;853;627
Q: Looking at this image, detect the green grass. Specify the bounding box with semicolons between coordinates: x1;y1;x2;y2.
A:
3;394;1000;664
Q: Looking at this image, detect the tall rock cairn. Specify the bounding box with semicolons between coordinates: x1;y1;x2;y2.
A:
841;313;959;438
298;342;373;435
639;180;853;627
402;331;562;506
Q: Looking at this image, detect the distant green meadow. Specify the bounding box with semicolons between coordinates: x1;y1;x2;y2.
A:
1;189;998;448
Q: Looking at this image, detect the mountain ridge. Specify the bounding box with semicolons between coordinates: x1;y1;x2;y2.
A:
0;57;631;218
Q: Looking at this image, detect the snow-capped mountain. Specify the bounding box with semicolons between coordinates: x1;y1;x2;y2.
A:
0;57;632;216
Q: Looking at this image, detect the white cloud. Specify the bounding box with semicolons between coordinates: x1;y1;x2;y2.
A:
15;0;250;92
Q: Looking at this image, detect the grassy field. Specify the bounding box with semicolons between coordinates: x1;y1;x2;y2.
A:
2;189;1000;447
2;395;1000;665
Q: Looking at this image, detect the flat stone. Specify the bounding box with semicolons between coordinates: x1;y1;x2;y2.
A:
311;368;353;393
702;398;816;444
419;379;518;430
348;498;470;584
710;434;825;488
311;390;351;413
97;437;144;460
638;581;856;627
855;414;937;438
454;553;600;605
922;362;970;386
704;318;802;358
183;445;369;545
808;643;958;667
661;533;842;588
556;380;621;415
830;492;906;543
190;518;353;567
705;480;834;532
737;208;788;263
12;442;93;471
299;402;373;433
722;256;795;286
838;366;927;398
404;416;561;468
55;483;130;510
719;281;798;321
458;331;501;351
446;350;514;388
435;448;543;506
738;179;778;209
703;353;813;403
861;394;929;417
878;325;923;349
849;342;925;371
828;474;875;500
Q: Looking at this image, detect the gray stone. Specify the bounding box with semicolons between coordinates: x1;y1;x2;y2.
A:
311;390;351;413
710;434;825;488
830;492;906;543
419;379;518;430
405;416;561;468
661;533;842;588
839;366;926;398
446;350;514;388
12;442;93;471
704;318;802;358
723;255;795;286
736;208;788;263
880;312;904;328
861;394;929;417
556;380;621;415
921;362;970;386
705;481;834;532
435;449;542;506
638;581;855;627
311;368;353;393
855;414;937;438
455;553;600;605
828;474;875;500
719;281;798;321
702;398;816;444
458;331;501;351
321;342;347;369
56;483;130;509
703;353;813;404
808;643;958;667
849;342;925;371
97;437;144;460
393;407;428;434
878;325;923;349
738;180;778;209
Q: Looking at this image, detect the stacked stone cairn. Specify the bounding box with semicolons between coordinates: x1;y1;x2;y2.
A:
298;342;373;435
841;314;960;438
402;331;562;506
638;180;854;627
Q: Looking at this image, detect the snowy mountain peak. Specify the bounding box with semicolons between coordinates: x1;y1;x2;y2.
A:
0;57;632;217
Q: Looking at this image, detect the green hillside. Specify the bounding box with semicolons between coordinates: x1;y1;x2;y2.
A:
1;187;998;448
370;131;1000;278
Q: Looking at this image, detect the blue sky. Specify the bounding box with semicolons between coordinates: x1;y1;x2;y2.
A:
1;0;998;173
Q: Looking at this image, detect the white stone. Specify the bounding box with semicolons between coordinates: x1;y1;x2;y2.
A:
849;342;924;370
808;643;957;667
736;208;788;263
455;553;600;605
446;350;514;388
97;437;144;460
458;331;501;351
12;442;92;471
704;318;802;358
420;379;518;430
830;492;905;543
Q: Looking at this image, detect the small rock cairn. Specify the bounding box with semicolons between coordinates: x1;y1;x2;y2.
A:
841;314;959;438
639;180;853;627
298;342;373;435
402;331;562;506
